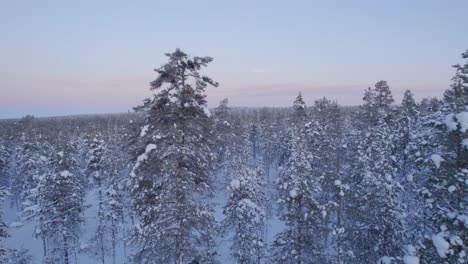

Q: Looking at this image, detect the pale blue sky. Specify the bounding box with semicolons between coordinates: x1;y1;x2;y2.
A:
1;0;467;118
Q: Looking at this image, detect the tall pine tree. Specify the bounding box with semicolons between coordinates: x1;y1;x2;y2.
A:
130;49;218;264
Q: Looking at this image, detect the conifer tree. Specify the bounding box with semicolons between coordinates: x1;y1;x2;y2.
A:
0;186;9;261
345;84;405;263
87;135;112;264
221;144;266;264
0;141;8;187
292;92;306;119
402;89;418;117
33;147;84;264
420;50;467;263
130;49;218;263
374;80;394;110
311;97;349;264
213;98;234;172
272;128;324;263
10;140;49;211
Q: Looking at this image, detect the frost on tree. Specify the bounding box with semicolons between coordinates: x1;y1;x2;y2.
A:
292;92;307;120
86;135;113;264
222;162;266;263
310;97;349;264
221;140;266;264
32;147;85;264
130;49;218;264
345;82;405;263
0;186;9;261
272;129;324;263
419;50;467;263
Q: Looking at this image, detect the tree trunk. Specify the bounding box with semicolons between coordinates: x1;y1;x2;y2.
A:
98;179;105;264
112;221;116;264
42;233;47;257
297;197;302;264
121;214;127;258
63;233;69;264
336;196;342;264
100;236;105;264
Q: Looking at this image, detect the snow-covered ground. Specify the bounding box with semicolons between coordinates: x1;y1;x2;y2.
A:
3;189;131;263
4;165;286;264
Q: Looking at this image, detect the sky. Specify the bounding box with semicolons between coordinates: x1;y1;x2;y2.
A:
1;0;467;118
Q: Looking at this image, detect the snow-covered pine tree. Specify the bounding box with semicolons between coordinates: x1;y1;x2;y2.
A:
214;98;230;121
9;140;49;212
398;89;419;175
130;49;218;264
360;80;395;127
395;89;427;257
213;98;235;173
374;80;395;110
221;142;266;264
104;139;130;263
278;92;308;167
70;135;91;187
249;124;260;160
402;89;418;118
345;121;405;263
292;92;307;120
401;98;444;263
0;179;33;264
0;186;9;262
344;82;405;263
419;50;467;263
86;135;112;264
310;97;349;264
0;141;8;187
19;143;53;259
272;128;324;263
34;147;85;264
103;181;125;264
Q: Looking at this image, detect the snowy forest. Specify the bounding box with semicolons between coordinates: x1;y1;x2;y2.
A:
0;49;466;264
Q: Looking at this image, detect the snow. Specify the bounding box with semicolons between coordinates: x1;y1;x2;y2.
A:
144;143;157;153
203;106;212;117
334;180;341;186
456;111;468;132
445;112;468;132
23;204;39;213
379;256;395;264
403;255;419;264
140;124;149;137
57;151;64;157
448;185;456;193
432;232;450;258
9;221;24;228
385;174;392;181
403;245;419;264
238;199;263;223
456;214;468;226
462;138;468;149
289;189;298;198
229;179;240;190
430;154;443;168
2;196;66;262
450;235;463;246
445;114;458;131
406;174;413;182
130;144;157;177
60;170;72;177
